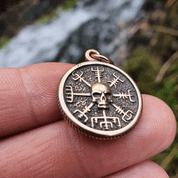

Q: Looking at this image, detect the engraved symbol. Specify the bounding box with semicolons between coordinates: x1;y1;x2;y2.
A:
74;103;94;122
91;83;112;109
91;110;120;129
113;117;122;128
91;67;104;83
65;86;91;103
74;99;88;107
108;73;125;88
64;64;138;131
113;90;136;102
72;71;91;87
112;104;133;122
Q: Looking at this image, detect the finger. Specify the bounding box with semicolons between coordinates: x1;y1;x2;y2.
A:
104;160;169;178
0;63;74;137
0;95;176;178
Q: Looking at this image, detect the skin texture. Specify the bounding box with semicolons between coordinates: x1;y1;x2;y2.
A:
0;63;176;178
104;160;169;178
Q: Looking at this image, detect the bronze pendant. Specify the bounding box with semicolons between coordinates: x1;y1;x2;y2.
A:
57;49;142;139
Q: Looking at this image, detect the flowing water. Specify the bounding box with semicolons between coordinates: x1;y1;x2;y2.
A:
0;0;146;68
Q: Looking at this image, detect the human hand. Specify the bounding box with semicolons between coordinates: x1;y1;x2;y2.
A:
0;63;176;178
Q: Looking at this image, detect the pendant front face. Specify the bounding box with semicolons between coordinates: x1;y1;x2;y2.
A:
58;61;142;139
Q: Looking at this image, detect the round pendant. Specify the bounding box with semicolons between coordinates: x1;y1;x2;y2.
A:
57;51;142;139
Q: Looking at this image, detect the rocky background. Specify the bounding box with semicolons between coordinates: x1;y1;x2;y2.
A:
0;0;178;177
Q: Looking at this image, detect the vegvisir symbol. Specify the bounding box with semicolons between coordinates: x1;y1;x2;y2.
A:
72;71;91;87
58;49;142;138
91;110;121;129
65;86;91;103
65;65;136;130
113;90;135;102
112;104;133;122
91;67;104;83
74;103;94;122
108;73;125;88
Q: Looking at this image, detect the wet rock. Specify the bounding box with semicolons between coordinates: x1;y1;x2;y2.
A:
0;0;66;37
0;20;7;37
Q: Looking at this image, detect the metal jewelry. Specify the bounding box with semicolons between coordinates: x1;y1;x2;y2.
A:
57;49;142;139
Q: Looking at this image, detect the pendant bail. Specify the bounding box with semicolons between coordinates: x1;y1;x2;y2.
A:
85;49;114;65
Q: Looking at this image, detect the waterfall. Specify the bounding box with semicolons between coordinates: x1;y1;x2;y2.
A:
0;0;146;68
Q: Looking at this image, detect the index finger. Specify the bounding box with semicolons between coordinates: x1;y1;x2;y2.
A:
0;95;176;177
0;63;74;137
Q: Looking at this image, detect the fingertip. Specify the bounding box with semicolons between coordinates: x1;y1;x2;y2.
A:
142;94;176;148
105;160;169;178
0;62;75;137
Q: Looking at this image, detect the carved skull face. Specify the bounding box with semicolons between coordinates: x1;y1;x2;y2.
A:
92;83;112;109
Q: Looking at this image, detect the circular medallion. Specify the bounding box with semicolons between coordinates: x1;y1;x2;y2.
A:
57;61;142;139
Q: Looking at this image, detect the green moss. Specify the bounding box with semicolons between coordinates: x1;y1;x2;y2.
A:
152;80;177;110
122;49;178;111
0;36;10;48
123;48;178;174
0;0;76;49
63;0;76;9
36;0;76;27
122;49;160;94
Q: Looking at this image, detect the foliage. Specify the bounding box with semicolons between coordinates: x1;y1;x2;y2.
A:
122;2;178;175
122;47;178;176
122;48;178;113
122;49;160;94
123;8;178;175
62;0;76;9
0;36;10;49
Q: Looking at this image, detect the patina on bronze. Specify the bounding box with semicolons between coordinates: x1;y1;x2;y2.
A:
57;49;142;139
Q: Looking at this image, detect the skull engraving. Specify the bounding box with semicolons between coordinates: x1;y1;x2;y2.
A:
92;83;112;109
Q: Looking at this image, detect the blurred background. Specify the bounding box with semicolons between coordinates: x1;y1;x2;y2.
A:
0;0;177;176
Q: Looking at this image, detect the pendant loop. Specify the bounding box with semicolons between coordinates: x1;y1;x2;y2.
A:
85;49;114;65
